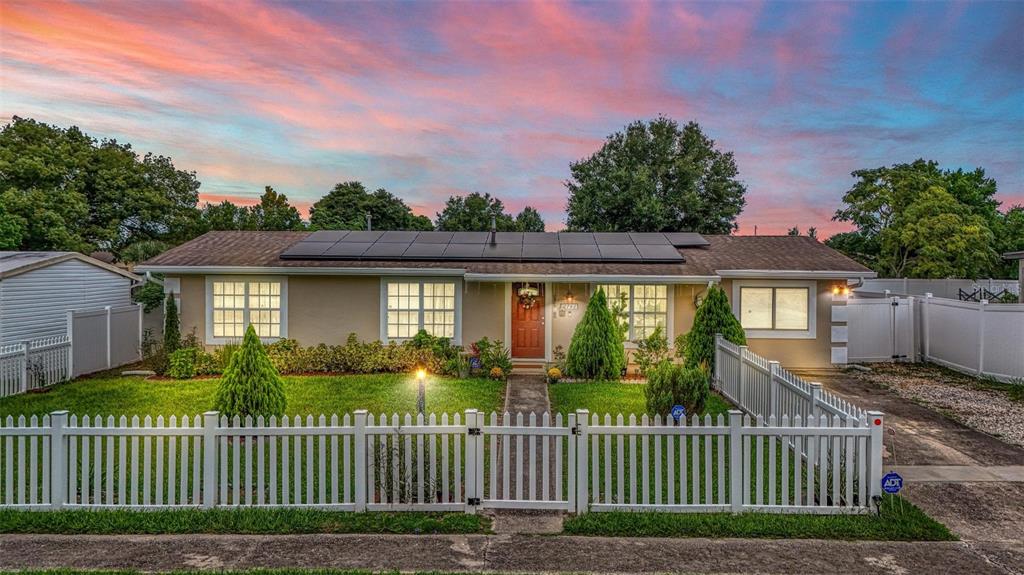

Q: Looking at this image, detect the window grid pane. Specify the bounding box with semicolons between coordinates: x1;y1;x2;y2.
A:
740;287;774;329
633;284;668;340
212;281;246;338
774;288;809;330
212;280;282;339
248;281;282;338
422;282;456;338
386;281;457;339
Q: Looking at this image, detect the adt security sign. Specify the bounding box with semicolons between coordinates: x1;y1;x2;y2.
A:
881;471;903;494
469;357;482;370
670;405;686;422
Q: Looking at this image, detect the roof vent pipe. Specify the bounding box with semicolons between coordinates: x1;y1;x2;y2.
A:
366;213;372;231
489;216;497;245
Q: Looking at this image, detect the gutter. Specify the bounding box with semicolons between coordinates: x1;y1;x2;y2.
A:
716;270;878;279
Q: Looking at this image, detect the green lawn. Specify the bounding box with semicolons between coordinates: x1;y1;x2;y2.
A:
0;508;488;535
564;495;955;541
0;374;506;418
549;380;733;418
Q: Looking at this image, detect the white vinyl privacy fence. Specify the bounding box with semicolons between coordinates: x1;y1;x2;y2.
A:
0;304;142;398
846;294;1024;382
0;406;884;514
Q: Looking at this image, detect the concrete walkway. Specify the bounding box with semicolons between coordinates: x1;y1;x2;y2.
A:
890;465;1024;483
0;533;1016;574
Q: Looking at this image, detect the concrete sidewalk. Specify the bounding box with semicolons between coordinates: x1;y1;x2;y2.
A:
0;533;1019;575
889;465;1024;482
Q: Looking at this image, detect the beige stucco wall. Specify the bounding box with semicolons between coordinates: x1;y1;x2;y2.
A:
288;276;379;345
719;279;834;368
462;281;504;344
176;275;205;342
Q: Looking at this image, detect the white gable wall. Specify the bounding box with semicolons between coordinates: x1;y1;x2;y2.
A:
0;259;132;345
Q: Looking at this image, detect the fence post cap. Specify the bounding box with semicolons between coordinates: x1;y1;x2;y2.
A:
202;410;220;416
464;408;478;414
866;411;884;426
353;409;368;414
809;381;823;389
49;410;70;416
575;408;590;416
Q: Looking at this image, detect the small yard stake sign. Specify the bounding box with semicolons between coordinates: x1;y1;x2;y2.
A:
882;471;903;494
670;404;686;423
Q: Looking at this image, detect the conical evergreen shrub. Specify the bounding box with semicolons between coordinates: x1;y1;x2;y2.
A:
565;288;625;380
214;325;287;419
680;284;746;371
164;293;180;354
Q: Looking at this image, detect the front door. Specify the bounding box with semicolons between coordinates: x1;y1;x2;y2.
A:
511;282;545;358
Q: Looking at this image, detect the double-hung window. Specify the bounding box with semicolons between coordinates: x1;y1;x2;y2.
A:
384;280;459;341
595;284;669;340
208;278;286;342
734;281;815;338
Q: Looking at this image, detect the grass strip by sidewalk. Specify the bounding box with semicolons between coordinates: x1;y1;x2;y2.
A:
0;508;489;535
563;495;955;541
0;572;459;575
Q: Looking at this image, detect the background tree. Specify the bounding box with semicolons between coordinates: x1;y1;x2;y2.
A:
309;181;432;230
249;186;304;230
787;227;800;236
0;117;201;255
200;200;253;231
828;159;1011;278
565;117;746;233
514;206;546;232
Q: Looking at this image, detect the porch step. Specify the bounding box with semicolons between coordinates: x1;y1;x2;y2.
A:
511;360;547;375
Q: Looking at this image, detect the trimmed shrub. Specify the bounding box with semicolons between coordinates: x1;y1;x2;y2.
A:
644;360;709;417
163;294;181;355
633;325;670;376
678;284;746;372
167;348;198;379
214;325;287;419
471;337;513;376
565;288;625;380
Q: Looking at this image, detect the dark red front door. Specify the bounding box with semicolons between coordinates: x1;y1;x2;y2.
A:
511;283;545;358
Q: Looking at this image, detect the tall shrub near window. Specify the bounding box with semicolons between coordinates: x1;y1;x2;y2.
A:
214;325;287;419
678;285;745;371
164;293;181;355
566;288;625;380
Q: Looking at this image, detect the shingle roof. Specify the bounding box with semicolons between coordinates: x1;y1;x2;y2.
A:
140;231;872;277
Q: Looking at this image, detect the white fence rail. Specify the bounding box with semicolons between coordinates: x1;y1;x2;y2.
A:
714;335;866;422
857;278;1019;299
0;304;142;398
0;407;884;514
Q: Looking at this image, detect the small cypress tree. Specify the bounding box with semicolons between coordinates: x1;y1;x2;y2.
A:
680;284;746;371
214;325;287;419
163;293;181;355
565;288;625;380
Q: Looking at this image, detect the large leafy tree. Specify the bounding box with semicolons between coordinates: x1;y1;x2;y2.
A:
565;117;746;233
309;181;432;230
249;186;304;231
0;117;201;255
828;159;1012;278
200;200;254;231
434;192;545;232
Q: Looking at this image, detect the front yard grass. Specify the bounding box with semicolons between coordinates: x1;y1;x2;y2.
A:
0;507;488;534
549;380;733;418
0;373;506;418
564;494;955;541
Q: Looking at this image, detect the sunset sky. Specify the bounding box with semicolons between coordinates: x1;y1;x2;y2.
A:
2;0;1022;236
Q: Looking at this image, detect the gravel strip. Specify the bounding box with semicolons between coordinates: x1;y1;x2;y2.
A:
862;364;1024;447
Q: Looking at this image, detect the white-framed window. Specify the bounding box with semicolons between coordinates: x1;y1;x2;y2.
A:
595;284;670;341
206;277;287;343
732;280;816;339
381;279;461;342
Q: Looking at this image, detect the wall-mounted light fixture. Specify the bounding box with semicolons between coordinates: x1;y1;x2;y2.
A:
565;289;575;303
832;284;850;296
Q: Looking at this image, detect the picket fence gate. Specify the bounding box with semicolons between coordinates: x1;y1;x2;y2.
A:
0;405;884;515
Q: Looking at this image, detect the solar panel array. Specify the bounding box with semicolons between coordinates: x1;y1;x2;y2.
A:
280;231;708;263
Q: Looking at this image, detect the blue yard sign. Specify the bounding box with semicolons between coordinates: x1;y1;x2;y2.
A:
469;357;482;370
881;471;903;494
670;405;686;422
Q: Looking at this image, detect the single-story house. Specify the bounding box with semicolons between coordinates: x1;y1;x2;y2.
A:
1004;251;1024;303
136;230;876;369
0;251;140;346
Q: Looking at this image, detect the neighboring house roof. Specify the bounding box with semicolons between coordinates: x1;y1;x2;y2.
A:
1003;251;1024;260
0;251;141;281
139;231;874;279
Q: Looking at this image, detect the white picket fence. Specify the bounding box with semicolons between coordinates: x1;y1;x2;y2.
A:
714;335;866;421
0;336;71;397
0;406;884;514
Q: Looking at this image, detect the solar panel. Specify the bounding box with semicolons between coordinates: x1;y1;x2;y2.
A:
597;244;642;260
402;242;448;258
442;243;485;259
558;233;596;245
559;244;601;260
323;242;373;257
363;242;412;258
279;231;697;263
523;233;559;244
379;231;420;243
521;244;561;259
342;230;385;243
663;232;709;247
594;233;633;245
305;230;350;242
